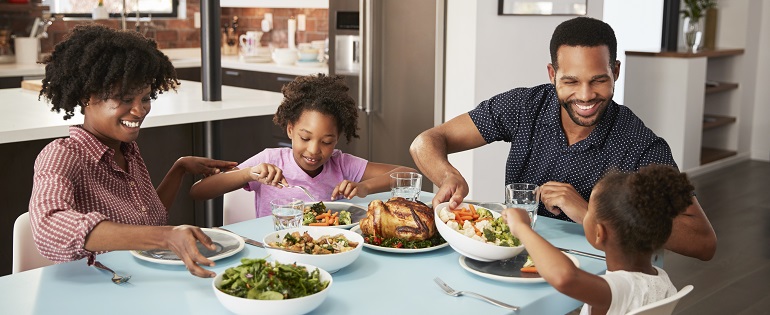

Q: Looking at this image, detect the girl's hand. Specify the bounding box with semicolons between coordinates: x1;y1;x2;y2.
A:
177;157;237;177
332;180;368;200
501;208;532;238
249;163;287;187
163;225;217;278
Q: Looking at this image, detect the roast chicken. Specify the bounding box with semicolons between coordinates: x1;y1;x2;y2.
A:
359;197;436;241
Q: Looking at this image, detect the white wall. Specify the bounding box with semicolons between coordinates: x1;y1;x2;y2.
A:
444;0;603;202
751;1;770;161
603;0;663;105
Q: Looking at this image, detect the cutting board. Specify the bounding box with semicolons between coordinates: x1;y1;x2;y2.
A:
21;79;43;92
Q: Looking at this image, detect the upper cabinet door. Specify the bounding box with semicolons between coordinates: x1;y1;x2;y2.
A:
220;0;328;8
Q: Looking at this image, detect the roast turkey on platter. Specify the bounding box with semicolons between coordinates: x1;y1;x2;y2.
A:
359;197;436;241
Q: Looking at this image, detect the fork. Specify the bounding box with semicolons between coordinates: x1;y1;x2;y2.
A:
251;172;316;200
434;277;519;311
93;261;131;285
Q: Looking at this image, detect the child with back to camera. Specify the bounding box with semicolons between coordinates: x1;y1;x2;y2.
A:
190;74;416;218
501;164;694;314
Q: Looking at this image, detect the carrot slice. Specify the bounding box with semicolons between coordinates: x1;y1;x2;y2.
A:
520;266;538;273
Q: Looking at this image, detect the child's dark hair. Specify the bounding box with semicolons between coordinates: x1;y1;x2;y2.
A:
593;165;693;254
273;74;359;143
549;17;617;71
39;24;178;120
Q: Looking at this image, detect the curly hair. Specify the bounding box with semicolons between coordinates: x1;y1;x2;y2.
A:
549;17;617;71
39;24;178;120
273;74;359;143
593;165;694;255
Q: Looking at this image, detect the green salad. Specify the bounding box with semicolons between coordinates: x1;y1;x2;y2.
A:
217;258;329;300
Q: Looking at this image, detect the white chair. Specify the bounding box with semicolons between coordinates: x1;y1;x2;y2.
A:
223;189;256;225
626;285;694;315
12;212;53;273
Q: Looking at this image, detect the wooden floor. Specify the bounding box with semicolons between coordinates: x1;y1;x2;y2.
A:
668;160;770;315
566;160;770;315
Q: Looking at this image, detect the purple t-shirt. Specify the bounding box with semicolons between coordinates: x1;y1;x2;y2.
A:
238;148;368;218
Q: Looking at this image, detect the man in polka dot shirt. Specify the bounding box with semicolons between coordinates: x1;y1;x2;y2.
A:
410;17;716;261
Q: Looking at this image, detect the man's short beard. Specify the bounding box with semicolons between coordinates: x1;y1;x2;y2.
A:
559;97;610;127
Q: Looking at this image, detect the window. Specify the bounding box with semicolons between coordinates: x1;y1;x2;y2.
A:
42;0;179;18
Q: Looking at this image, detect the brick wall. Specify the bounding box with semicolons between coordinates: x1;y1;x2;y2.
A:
0;0;328;54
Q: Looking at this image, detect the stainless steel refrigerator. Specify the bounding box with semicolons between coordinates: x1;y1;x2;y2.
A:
328;0;445;189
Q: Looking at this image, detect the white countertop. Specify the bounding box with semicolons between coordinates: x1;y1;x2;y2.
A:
1;80;283;144
0;48;328;78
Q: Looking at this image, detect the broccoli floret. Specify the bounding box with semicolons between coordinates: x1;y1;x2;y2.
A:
310;202;326;215
338;211;352;225
302;211;316;225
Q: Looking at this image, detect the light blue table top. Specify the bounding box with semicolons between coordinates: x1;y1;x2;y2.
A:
0;192;606;314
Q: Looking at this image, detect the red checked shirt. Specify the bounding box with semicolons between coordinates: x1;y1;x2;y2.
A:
28;125;167;263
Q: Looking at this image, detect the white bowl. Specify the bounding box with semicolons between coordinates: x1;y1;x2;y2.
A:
434;202;524;262
212;262;332;315
262;226;364;273
272;48;298;65
298;49;319;61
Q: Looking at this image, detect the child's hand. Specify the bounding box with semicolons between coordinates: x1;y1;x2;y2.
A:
331;180;368;200
501;208;532;237
249;163;287;187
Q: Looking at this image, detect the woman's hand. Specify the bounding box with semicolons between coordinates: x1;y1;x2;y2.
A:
249;163;287;187
163;225;217;278
177;157;238;177
332;180;368;200
501;208;532;238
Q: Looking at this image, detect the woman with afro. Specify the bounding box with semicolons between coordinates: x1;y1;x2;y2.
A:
190;73;416;218
30;24;237;278
502;164;695;314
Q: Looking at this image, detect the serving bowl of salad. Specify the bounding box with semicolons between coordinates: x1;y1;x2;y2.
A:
262;226;364;273
212;258;332;315
434;202;524;262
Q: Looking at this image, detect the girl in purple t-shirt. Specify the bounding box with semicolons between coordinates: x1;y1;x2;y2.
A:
190;74;415;218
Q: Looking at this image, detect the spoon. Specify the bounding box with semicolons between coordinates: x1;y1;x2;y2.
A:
93;261;131;285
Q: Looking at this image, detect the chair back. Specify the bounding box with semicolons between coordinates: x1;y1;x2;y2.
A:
626;285;694;315
12;212;53;273
223;189;256;225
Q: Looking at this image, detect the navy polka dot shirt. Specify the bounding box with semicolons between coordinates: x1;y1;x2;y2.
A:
469;83;677;222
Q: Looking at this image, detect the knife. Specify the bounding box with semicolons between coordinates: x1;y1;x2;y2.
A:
213;227;304;254
556;247;606;260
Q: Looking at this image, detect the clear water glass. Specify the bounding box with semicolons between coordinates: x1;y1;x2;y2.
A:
505;183;539;229
270;198;304;231
390;172;422;201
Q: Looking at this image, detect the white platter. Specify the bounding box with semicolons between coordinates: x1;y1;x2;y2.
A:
130;228;245;265
350;225;449;253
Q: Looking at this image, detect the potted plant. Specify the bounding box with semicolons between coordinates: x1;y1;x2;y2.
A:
681;0;717;51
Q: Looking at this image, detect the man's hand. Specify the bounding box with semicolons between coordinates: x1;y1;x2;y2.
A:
163;225;217;278
539;181;589;223
432;173;469;210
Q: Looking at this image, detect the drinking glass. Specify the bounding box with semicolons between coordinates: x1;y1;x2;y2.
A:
390;172;422;201
505;183;539;229
270;198;304;231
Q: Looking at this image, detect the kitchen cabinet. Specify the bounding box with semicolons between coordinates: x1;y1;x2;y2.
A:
0;76;22;88
624;48;745;173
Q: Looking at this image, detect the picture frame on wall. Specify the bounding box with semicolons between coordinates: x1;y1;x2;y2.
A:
498;0;588;16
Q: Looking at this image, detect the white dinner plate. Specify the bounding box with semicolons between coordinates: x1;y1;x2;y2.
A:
303;201;367;229
350;225;449;253
459;251;580;283
130;228;245;265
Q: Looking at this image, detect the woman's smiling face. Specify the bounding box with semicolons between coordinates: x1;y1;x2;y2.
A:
287;110;339;177
82;86;152;150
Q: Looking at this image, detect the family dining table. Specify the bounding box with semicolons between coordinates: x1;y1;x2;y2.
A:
0;192;607;314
